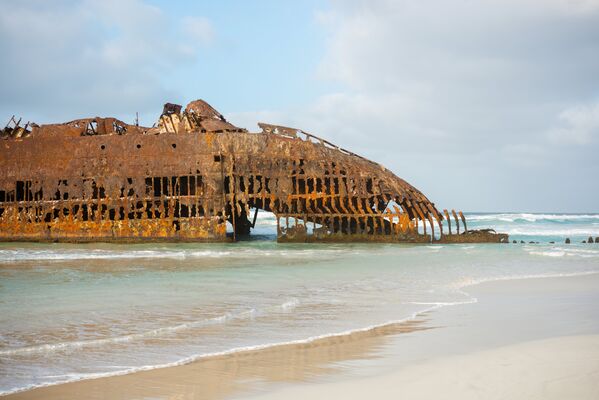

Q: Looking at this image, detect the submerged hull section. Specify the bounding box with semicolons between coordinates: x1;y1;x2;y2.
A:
0;100;508;244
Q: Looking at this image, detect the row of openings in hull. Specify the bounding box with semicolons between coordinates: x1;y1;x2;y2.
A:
226;174;383;214
290;176;377;195
0;175;209;204
227;175;376;197
9;200;221;224
278;214;417;236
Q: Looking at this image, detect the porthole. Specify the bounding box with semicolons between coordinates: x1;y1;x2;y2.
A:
100;145;106;150
136;144;141;149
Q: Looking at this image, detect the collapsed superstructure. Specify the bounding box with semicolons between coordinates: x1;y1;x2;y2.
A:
0;100;508;243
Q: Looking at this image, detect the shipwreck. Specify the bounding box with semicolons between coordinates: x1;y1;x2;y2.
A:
0;100;507;243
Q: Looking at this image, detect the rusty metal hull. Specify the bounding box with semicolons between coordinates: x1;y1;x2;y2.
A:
0;100;508;244
439;232;509;244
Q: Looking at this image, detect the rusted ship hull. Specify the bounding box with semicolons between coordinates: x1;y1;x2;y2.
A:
0;100;508;244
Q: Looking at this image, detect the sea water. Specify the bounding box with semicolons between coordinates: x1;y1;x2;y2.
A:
1;212;598;395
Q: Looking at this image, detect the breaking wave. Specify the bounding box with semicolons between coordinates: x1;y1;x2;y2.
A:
0;247;347;262
0;303;442;396
466;213;599;223
0;298;301;357
500;228;599;237
527;247;599;258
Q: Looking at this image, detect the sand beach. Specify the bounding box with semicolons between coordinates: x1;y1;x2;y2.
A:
6;272;599;400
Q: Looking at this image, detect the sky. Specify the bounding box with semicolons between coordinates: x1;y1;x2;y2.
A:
1;0;598;212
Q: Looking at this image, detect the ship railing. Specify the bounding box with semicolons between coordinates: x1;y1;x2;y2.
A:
257;122;380;167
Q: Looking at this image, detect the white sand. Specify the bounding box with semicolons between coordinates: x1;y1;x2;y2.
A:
247;334;599;400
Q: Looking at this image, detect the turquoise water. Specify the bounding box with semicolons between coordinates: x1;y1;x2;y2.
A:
1;212;598;395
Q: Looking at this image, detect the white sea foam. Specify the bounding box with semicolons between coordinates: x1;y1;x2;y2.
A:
498;228;599;236
528;250;566;257
0;249;196;262
0;312;234;357
280;298;300;311
1;306;279;357
467;213;599;222
426;212;598;238
0;247;348;262
255;219;278;226
527;247;599;258
0;297;306;358
453;270;599;290
0;303;444;396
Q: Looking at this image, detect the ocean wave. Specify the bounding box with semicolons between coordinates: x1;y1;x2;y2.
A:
0;303;444;396
0;247;347;262
1;298;303;358
0;249;190;262
279;298;300;311
255;219;278;226
0;312;234;357
527;247;599;258
528;250;567;257
466;213;599;223
453;270;599;289
498;228;599;236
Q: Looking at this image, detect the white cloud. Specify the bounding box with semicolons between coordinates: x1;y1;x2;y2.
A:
182;16;214;46
549;101;599;145
0;0;212;122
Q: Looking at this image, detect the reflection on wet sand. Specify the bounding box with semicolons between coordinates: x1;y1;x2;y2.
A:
6;316;433;400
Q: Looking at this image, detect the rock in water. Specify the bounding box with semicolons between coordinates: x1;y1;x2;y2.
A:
589;236;594;243
565;238;571;244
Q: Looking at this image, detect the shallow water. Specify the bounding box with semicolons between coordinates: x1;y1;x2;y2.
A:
1;212;598;395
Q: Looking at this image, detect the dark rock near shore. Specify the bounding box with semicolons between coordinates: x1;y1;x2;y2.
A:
565;238;571;244
549;241;555;244
520;240;525;244
513;240;517;244
589;237;594;243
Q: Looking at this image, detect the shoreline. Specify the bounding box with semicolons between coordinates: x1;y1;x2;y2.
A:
247;334;599;400
4;272;599;399
1;307;436;397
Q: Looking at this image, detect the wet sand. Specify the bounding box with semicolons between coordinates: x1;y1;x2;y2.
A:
248;335;599;400
6;273;599;400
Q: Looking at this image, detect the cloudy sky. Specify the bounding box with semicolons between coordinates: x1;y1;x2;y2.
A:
1;0;598;212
